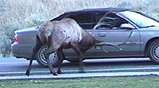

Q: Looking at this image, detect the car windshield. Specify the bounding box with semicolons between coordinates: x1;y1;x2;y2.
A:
118;11;159;28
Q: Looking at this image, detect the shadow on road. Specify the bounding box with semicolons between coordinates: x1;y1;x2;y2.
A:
28;58;155;69
65;60;154;67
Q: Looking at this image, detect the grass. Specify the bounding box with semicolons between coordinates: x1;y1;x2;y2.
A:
1;76;159;88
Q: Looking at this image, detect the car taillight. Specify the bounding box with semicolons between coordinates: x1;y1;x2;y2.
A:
14;35;20;41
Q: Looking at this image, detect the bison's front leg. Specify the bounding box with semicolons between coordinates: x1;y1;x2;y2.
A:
26;35;42;76
26;47;39;76
44;49;57;76
57;48;65;74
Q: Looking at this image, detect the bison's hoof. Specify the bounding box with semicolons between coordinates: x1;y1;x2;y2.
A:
50;71;58;76
57;70;62;74
79;68;86;73
79;70;86;73
53;73;58;76
25;71;30;76
79;68;85;73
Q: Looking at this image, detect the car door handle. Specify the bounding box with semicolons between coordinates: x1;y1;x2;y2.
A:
98;33;106;37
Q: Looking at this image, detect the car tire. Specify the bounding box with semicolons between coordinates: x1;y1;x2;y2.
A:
36;45;59;67
148;40;159;64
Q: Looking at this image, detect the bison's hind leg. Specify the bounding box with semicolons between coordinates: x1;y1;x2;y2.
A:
70;42;85;73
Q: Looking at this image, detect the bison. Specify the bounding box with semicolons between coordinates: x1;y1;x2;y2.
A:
26;18;100;76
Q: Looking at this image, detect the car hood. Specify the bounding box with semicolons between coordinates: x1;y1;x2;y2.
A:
150;26;159;30
141;26;159;30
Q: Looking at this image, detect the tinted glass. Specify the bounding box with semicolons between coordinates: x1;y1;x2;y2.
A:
119;11;159;28
95;12;128;30
66;13;95;29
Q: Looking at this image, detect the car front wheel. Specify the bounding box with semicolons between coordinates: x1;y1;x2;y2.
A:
36;45;59;67
148;40;159;64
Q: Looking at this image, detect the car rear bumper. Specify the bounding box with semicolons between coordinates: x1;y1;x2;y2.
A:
11;42;34;59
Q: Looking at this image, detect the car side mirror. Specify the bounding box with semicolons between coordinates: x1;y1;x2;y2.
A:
120;23;135;30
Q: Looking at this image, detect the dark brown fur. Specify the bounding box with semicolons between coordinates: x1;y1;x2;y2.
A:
26;18;99;76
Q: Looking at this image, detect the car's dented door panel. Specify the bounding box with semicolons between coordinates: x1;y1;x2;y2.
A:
93;29;141;57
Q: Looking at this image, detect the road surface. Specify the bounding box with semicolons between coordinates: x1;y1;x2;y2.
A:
1;57;159;76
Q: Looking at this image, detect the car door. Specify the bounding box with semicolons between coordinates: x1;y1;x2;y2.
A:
62;12;98;58
93;13;141;57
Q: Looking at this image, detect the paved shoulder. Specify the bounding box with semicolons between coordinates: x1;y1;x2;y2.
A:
1;72;159;80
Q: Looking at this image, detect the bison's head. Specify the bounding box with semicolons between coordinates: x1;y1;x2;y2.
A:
37;22;53;43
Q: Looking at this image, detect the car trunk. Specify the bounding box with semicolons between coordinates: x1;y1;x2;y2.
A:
14;27;38;44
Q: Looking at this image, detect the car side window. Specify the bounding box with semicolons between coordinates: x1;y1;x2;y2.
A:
65;13;95;29
95;12;129;30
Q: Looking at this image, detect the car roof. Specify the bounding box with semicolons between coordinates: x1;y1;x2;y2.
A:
51;8;131;21
66;8;131;13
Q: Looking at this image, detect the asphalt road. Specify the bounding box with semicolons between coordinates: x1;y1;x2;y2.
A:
1;57;159;76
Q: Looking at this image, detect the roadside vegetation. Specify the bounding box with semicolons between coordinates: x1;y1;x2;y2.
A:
0;0;159;86
0;0;159;56
1;76;159;88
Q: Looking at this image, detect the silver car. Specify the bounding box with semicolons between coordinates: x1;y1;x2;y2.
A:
11;8;159;66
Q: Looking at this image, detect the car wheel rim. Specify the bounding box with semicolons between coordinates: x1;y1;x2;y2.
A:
38;46;58;66
154;46;159;57
152;44;159;61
